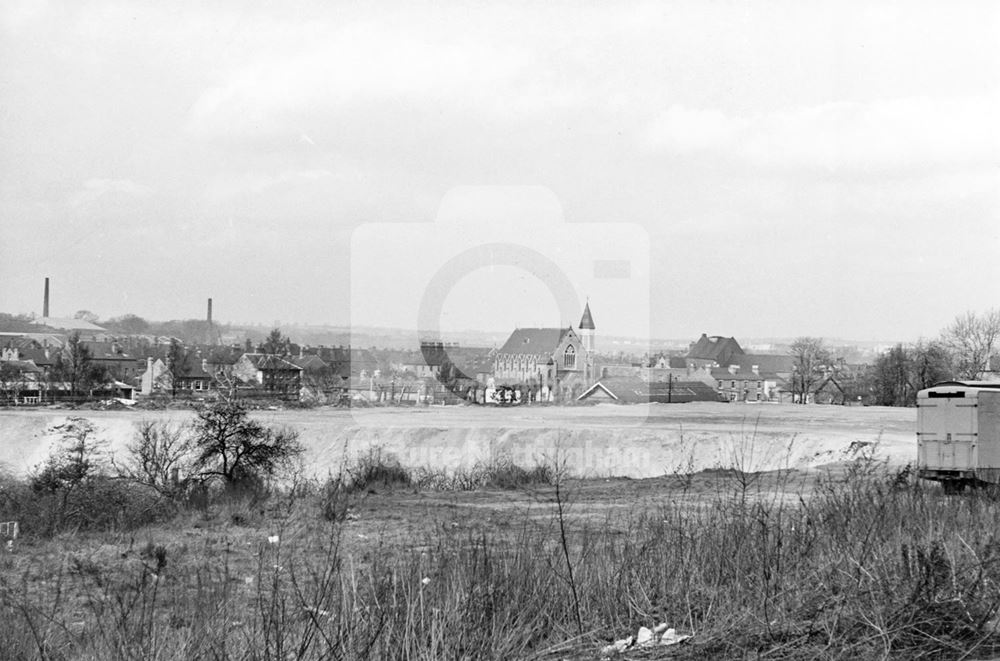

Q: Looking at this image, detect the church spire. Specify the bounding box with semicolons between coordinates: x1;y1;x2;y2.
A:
579;301;595;331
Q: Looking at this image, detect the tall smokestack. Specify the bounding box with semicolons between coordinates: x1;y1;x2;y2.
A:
207;298;214;345
43;277;50;318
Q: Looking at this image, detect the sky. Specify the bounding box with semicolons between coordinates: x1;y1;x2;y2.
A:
1;0;998;342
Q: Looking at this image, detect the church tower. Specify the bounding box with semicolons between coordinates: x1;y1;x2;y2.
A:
579;301;595;380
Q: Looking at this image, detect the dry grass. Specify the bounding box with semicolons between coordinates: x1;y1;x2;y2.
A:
3;450;1000;659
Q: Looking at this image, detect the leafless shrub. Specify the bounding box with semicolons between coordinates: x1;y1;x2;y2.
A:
117;419;194;498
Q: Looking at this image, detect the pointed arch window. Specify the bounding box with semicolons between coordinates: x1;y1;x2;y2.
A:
563;345;577;369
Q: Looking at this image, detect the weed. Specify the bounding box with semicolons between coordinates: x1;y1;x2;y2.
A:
344;447;413;492
4;453;1000;658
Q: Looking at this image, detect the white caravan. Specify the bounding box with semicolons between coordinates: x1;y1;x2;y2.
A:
917;381;1000;492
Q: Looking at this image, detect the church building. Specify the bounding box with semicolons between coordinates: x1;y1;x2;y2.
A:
492;303;597;399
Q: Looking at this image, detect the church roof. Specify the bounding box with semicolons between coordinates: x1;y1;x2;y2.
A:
579;302;595;330
498;328;573;356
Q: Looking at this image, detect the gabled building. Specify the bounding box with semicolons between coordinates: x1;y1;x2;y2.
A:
446;346;495;384
494;327;584;387
736;353;795;401
172;354;215;392
139;353;214;395
711;365;767;402
415;341;450;379
233;353;303;394
493;304;598;399
685;334;745;369
139;357;169;395
81;341;139;382
0;356;45;404
288;354;330;376
577;376;721;404
10;346;59;376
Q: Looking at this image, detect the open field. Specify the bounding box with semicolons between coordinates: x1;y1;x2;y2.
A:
0;402;917;479
7;402;1000;659
6;460;1000;659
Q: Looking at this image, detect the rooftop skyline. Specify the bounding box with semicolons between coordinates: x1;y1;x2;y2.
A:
1;1;997;342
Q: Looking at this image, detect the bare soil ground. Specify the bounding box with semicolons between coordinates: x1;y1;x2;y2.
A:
0;402;916;478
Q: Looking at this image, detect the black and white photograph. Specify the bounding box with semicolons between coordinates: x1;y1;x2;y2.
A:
1;1;999;658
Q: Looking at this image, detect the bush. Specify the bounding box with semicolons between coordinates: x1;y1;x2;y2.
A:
117;419;194;498
7;466;1000;658
2;473;175;536
414;455;555;491
344;447;412;492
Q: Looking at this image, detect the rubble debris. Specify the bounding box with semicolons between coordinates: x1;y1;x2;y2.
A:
599;623;691;657
599;635;633;657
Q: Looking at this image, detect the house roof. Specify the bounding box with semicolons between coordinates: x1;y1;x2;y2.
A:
447;347;494;376
81;341;133;360
498;328;573;357
578;376;720;404
288;355;329;372
419;342;450;367
16;347;58;367
737;354;795;375
579;303;595;330
0;359;43;374
687;334;745;363
710;367;761;380
0;332;65;349
240;353;303;372
34;317;107;332
203;346;242;365
175;353;212;379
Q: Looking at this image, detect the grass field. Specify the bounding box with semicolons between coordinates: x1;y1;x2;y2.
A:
6;402;989;660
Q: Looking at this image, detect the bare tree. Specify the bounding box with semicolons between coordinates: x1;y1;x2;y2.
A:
191;400;303;486
105;313;150;335
166;338;190;398
871;344;914;407
941;309;1000;380
54;332;102;399
30;418;108;532
118;420;194;497
0;362;27;404
868;340;954;407
789;337;831;404
912;340;953;390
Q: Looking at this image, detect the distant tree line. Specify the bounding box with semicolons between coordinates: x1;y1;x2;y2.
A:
808;309;1000;406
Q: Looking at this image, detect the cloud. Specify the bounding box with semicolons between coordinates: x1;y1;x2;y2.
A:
205;169;342;203
645;106;749;154
68;178;152;208
0;0;47;32
646;95;1000;173
185;20;539;142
